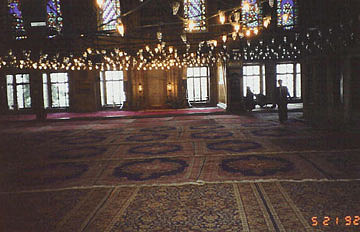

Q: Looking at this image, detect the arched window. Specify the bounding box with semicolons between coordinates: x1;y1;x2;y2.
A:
47;0;63;38
184;0;207;31
8;0;27;40
241;0;262;28
99;0;121;31
277;0;296;29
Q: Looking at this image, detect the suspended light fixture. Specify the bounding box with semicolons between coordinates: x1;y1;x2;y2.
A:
263;16;271;28
282;13;289;23
234;23;240;33
181;34;187;43
269;0;274;8
222;35;227;43
96;0;104;8
232;32;237;40
188;20;196;31
116;19;125;36
243;1;250;12
219;11;226;24
171;1;180;15
157;31;162;42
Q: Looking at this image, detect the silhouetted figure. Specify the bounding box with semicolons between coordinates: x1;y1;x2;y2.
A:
245;86;255;112
274;80;291;123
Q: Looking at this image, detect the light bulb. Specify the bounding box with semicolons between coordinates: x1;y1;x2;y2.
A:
96;0;104;8
243;1;250;12
282;13;289;23
116;20;124;36
188;20;195;31
234;23;240;32
219;11;226;24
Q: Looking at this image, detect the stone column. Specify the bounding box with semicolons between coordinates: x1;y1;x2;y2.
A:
29;70;46;120
265;62;276;104
226;62;245;112
343;56;352;124
0;71;8;114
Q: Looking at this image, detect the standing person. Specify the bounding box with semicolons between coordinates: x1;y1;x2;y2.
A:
274;80;291;123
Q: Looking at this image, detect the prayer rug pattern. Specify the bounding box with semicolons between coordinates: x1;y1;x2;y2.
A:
104;184;244;232
2;112;360;231
200;154;325;181
96;156;203;185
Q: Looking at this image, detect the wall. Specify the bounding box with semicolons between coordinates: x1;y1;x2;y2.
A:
70;71;98;112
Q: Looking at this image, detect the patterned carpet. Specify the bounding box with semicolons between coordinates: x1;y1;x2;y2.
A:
1;111;360;231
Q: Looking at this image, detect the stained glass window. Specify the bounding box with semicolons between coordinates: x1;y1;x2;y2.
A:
184;0;207;31
8;0;27;40
241;0;262;28
100;0;121;31
277;0;295;29
47;0;63;38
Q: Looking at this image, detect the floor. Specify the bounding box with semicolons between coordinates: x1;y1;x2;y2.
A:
0;107;225;121
1;110;360;231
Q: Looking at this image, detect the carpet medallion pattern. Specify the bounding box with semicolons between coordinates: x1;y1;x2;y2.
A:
50;146;108;160
221;155;295;176
60;135;107;145
191;131;233;139
128;143;183;155
189;125;225;130
126;133;169;142
113;158;189;181
207;140;262;153
19;162;89;185
140;126;177;132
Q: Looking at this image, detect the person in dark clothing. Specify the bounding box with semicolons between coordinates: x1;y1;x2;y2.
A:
274;80;291;123
245;86;255;112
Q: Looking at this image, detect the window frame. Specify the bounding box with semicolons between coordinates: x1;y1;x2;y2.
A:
43;72;70;109
186;66;210;103
99;71;126;108
242;64;266;96
276;62;301;98
6;73;32;110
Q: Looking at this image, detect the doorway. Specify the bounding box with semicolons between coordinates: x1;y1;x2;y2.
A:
146;70;167;108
